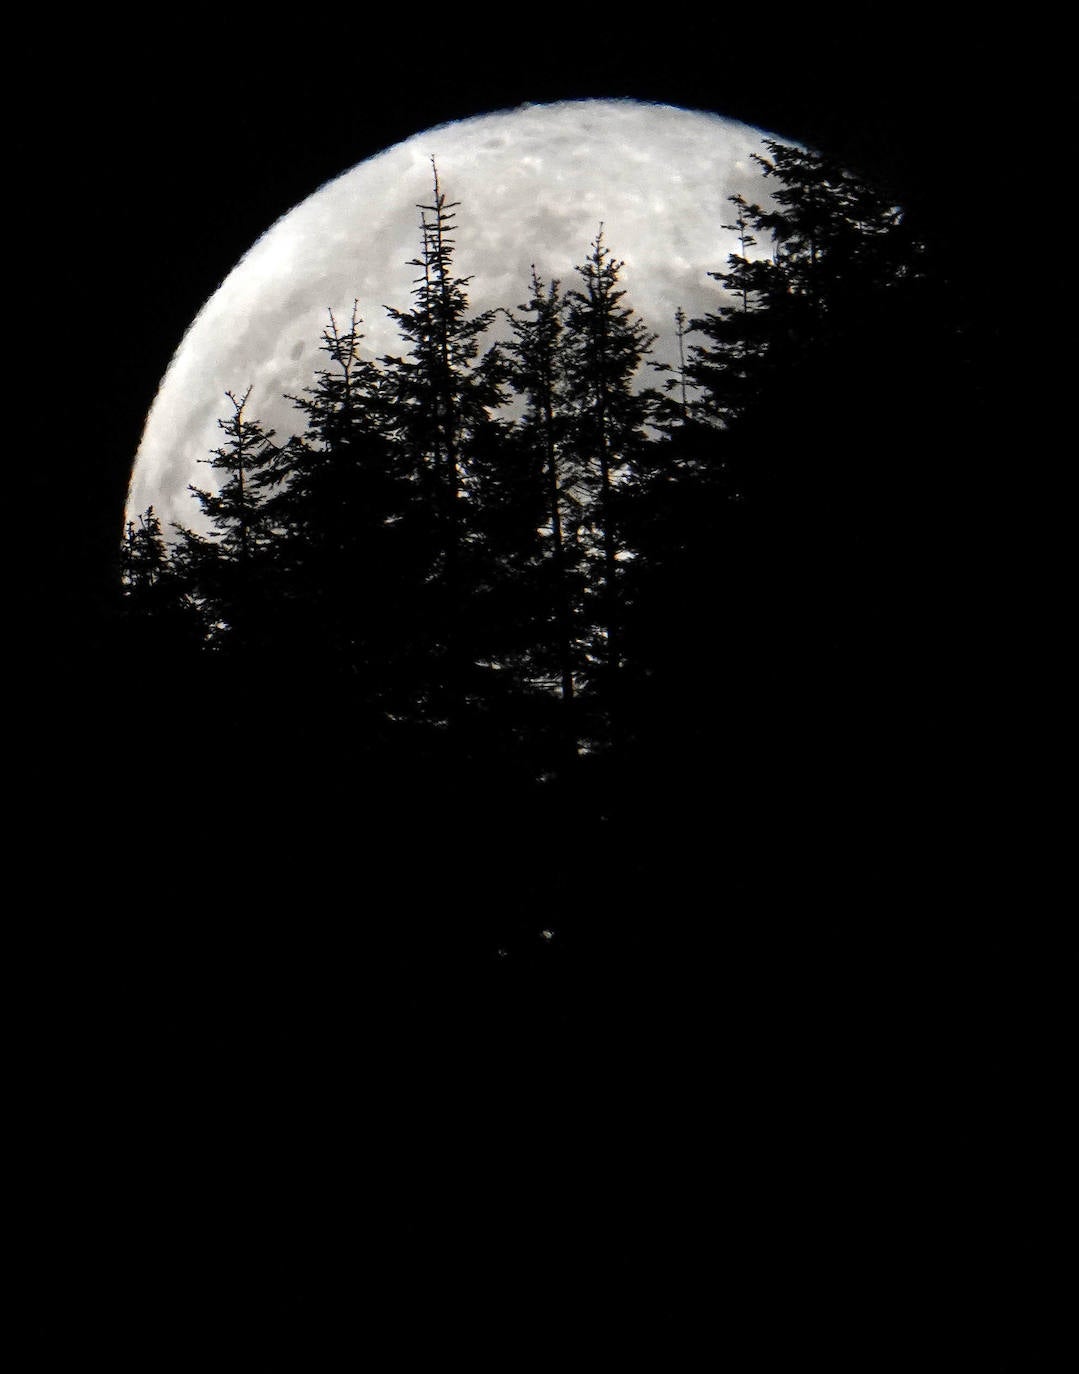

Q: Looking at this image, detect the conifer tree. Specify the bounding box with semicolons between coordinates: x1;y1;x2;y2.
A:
562;230;656;729
260;303;415;707
120;505;170;602
649;305;692;428
119;504;202;655
379;161;506;727
170;387;280;656
501;269;580;707
748;141;904;313
636;138;928;793
382;161;504;559
687;142;910;433
684;192;777;429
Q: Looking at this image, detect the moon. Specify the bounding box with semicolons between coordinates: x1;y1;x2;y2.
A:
127;99;782;533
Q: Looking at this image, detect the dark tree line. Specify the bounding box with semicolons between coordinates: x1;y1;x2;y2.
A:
122;145;922;823
111;138;999;1048
78;135;1012;1371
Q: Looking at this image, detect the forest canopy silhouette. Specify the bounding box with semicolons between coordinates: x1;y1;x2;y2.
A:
116;138;965;954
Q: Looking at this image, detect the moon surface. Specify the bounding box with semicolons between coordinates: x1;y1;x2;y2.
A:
128;99;782;533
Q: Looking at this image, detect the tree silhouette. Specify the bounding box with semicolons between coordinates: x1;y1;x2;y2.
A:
379;160;506;733
687;140;915;437
118;138;940;894
561;229;656;741
256;302;425;726
499;268;588;761
120;505;170;603
170;386;281;658
119;503;203;670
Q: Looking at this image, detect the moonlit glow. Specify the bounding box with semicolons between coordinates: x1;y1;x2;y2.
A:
128;99;781;533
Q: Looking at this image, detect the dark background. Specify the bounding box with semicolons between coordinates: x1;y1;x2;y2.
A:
18;15;1039;1369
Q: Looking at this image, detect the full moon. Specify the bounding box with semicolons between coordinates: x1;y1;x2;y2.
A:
127;99;782;532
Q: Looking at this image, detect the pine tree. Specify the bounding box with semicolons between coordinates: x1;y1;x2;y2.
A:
119;504;202;656
170;387;280;657
261;302;416;710
120;505;170;602
687;142;911;434
633;138;930;805
749;141;905;312
501;269;580;708
684;192;778;430
379;161;506;729
649;306;693;429
562;229;656;734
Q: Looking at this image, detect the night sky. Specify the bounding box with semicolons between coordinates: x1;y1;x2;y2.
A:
17;16;1038;1369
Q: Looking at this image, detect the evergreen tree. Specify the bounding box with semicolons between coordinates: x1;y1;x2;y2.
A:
561;230;656;734
684;192;778;429
120;505;170;603
260;303;419;717
119;504;202;659
170;387;280;657
749;141;906;312
379;160;506;730
500;269;582;721
687;142;912;435
649;306;693;430
617;138;929;814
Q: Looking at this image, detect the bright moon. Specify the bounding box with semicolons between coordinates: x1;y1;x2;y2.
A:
128;99;781;532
